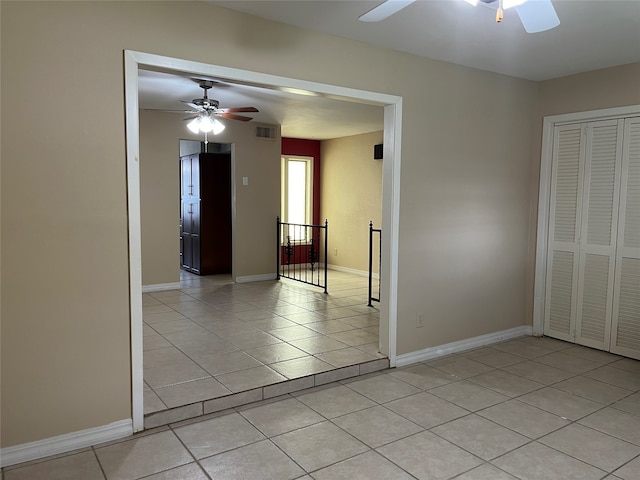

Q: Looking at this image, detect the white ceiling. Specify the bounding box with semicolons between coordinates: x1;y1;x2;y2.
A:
139;0;640;140
211;0;640;81
138;69;385;140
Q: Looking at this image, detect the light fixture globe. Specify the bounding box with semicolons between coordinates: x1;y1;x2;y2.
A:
199;115;215;133
186;113;225;135
186;117;201;134
211;118;225;135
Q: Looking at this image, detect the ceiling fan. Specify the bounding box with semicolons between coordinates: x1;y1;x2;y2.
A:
182;79;258;133
152;79;259;135
182;79;259;122
359;0;560;33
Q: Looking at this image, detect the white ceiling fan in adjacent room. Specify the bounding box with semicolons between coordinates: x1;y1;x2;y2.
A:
359;0;560;33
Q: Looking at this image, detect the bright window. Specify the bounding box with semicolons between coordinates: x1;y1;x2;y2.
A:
281;156;313;240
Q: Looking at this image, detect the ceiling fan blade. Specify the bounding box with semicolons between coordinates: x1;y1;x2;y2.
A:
180;100;203;110
217;113;254;122
218;107;259;113
515;0;560;33
142;108;197;114
182;115;199;121
358;0;416;22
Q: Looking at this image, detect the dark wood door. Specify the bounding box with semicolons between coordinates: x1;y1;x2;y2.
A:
180;154;201;273
200;153;232;274
179;152;232;275
180;156;189;270
180;199;201;273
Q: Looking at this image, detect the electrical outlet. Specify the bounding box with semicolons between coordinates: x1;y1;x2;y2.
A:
416;313;424;328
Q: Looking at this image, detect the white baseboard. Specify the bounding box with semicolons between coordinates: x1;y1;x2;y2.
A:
0;419;132;468
396;325;533;367
327;264;378;279
236;273;277;283
142;282;181;293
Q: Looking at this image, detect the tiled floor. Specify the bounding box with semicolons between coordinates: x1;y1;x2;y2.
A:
4;336;639;479
143;270;385;422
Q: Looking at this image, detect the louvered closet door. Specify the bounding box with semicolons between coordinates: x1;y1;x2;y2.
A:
544;125;585;342
574;120;623;350
611;118;640;359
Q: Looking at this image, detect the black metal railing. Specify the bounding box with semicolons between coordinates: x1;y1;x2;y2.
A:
368;221;382;306
277;217;328;294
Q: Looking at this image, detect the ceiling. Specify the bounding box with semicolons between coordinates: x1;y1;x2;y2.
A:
211;0;640;81
138;68;384;140
139;0;640;140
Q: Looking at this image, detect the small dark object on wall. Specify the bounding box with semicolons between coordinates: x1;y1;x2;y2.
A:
374;143;383;160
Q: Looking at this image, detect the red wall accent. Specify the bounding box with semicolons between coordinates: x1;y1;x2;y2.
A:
279;242;321;266
281;138;321;225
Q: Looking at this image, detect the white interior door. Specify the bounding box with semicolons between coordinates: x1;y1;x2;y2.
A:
544;124;585;342
544;119;631;353
610;117;640;359
574;119;623;350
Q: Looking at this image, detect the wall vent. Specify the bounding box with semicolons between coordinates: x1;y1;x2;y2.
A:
256;126;277;140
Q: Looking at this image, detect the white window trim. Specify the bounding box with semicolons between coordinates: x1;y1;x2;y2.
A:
281;155;313;230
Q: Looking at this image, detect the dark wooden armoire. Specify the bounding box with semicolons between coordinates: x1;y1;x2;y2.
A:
180;152;232;275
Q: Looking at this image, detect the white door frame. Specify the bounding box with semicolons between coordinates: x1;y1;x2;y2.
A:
124;50;403;431
532;104;640;337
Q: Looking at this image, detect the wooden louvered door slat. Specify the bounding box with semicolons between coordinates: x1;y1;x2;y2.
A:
575;120;623;350
611;118;640;359
544;125;585;342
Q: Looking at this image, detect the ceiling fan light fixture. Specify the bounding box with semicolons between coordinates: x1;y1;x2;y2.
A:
186;114;225;135
462;0;559;32
177;79;256;136
199;115;215;133
211;118;225;135
187;117;201;134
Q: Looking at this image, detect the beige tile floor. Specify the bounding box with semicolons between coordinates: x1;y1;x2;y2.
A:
4;336;640;480
143;270;384;415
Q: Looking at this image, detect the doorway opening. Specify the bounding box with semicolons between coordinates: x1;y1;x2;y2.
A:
125;50;402;431
179;140;233;275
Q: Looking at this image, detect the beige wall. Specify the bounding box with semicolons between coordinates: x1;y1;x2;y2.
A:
140;111;182;286
1;1;134;447
140;110;280;286
321;131;383;273
1;0;637;448
538;63;640;117
394;64;539;354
